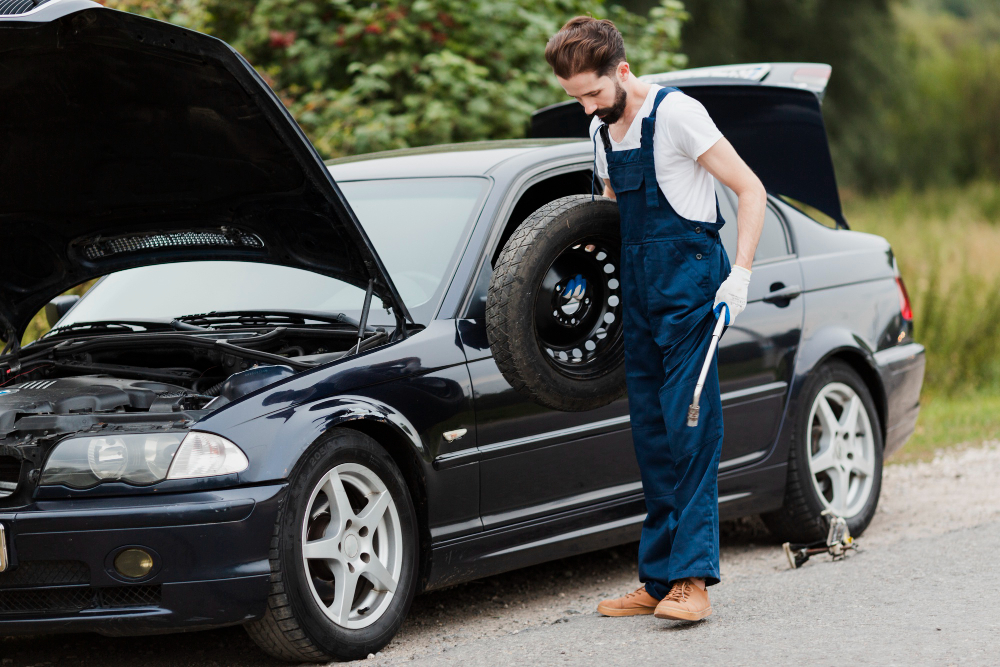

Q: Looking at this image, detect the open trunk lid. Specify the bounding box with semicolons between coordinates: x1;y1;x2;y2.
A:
530;62;845;228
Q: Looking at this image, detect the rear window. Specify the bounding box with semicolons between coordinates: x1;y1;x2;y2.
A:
716;185;792;264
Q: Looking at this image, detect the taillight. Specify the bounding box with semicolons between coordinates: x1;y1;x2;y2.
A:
895;276;913;321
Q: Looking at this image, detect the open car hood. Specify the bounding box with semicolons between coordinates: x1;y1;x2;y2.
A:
0;0;411;341
530;63;846;228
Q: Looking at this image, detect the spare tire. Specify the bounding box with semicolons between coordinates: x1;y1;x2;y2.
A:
486;195;625;412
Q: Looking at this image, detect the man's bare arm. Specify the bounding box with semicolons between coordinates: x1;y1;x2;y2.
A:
696;138;765;270
603;178;616;200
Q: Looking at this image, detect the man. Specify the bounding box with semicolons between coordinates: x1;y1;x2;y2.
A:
545;17;765;621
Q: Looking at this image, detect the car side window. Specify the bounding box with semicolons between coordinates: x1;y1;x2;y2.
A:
716;185;792;265
466;167;595;318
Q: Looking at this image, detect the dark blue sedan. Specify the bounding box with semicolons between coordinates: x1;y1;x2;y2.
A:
0;1;923;661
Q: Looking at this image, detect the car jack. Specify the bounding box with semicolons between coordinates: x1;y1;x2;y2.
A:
783;509;858;569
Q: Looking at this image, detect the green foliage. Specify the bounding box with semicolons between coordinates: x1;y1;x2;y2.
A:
677;0;906;192
103;0;687;157
844;182;1000;396
891;391;1000;463
887;4;1000;189
675;0;1000;192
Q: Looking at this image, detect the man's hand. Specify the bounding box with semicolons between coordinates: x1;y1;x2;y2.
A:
713;265;751;325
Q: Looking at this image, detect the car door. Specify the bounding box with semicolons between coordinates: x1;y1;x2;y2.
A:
715;185;805;470
457;261;640;532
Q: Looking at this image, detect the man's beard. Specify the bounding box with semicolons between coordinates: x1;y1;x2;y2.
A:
593;80;628;125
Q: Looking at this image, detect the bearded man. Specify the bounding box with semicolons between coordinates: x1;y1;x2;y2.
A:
545;17;766;621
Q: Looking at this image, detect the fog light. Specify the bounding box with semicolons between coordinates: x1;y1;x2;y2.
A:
114;549;154;579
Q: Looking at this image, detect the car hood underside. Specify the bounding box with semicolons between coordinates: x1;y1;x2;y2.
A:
0;1;410;340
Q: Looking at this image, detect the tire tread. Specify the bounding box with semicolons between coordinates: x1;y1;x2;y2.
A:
762;360;883;543
245;520;329;662
486;195;624;411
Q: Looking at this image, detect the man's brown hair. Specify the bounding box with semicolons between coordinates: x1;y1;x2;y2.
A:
545;16;626;79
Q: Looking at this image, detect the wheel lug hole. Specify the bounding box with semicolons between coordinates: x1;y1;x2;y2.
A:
359;526;369;538
345;519;353;530
348;562;355;573
360;553;370;563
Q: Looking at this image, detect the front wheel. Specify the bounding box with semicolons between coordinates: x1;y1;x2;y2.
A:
762;361;884;543
246;429;418;662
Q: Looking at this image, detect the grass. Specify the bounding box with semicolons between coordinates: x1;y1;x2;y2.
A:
843;182;1000;462
890;391;1000;464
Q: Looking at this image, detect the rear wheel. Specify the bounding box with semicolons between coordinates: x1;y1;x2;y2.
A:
762;361;883;543
246;429;418;662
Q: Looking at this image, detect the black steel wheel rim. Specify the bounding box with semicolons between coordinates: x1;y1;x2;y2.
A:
533;237;623;379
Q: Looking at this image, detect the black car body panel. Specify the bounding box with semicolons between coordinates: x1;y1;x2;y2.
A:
0;1;410;339
0;484;282;635
0;11;924;639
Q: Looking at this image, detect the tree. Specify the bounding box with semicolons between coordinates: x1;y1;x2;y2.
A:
676;0;907;191
103;0;688;157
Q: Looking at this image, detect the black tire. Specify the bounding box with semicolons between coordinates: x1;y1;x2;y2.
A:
246;429;418;662
762;361;884;543
486;195;625;412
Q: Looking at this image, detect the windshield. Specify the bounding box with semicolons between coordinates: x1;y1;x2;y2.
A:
57;177;487;328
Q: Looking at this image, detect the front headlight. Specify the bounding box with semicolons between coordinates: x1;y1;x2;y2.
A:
166;432;249;480
41;432;248;489
42;433;185;489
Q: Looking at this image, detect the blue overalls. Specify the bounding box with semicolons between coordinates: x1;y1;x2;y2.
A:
597;87;730;597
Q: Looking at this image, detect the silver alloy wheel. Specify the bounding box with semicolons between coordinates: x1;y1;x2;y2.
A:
301;462;403;629
806;382;877;518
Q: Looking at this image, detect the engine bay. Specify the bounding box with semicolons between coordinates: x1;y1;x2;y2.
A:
0;313;396;504
0;313;393;439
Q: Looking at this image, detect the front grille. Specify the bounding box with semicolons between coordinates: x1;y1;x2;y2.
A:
0;560;89;587
77;228;264;260
100;585;161;608
0;0;54;16
0;587;93;614
0;456;19;499
0;585;161;615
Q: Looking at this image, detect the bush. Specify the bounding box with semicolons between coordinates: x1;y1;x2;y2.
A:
102;0;688;157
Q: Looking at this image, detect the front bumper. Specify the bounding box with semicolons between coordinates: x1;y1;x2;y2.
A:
874;342;926;457
0;483;285;636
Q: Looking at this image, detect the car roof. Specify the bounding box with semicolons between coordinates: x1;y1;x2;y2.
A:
325;139;587;180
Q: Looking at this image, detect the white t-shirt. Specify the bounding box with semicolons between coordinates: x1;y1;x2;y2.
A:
590;84;723;222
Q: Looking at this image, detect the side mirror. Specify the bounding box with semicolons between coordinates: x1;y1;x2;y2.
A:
45;295;80;328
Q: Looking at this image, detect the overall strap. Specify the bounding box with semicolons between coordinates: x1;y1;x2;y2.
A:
640;87;677;208
591;124;612;200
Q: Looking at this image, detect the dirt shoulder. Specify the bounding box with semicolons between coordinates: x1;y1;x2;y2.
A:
3;444;998;666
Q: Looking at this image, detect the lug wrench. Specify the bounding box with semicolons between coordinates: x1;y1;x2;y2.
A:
687;305;728;427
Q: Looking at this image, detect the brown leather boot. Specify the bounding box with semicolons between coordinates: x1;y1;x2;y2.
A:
653;579;712;621
596;586;659;616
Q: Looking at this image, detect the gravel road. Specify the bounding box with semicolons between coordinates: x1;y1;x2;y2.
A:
4;444;999;667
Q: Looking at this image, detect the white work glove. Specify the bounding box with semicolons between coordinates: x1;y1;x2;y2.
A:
713;265;752;326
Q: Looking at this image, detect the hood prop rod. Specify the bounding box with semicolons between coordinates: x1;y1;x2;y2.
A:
353;279;375;355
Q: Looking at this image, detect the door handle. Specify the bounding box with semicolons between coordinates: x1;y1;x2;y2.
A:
762;285;802;304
